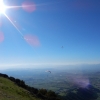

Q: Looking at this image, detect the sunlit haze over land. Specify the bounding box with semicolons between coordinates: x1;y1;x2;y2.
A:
0;0;100;69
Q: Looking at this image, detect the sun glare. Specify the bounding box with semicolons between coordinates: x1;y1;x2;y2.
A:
0;0;6;14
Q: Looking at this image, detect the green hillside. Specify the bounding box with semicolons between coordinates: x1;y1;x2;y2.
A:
0;73;61;100
0;77;41;100
0;73;100;100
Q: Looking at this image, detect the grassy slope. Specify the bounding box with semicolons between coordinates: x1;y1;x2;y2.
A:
0;77;41;100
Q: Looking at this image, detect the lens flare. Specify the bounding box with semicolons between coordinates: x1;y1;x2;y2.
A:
0;32;4;42
24;34;40;47
22;1;36;12
0;0;7;14
68;75;90;88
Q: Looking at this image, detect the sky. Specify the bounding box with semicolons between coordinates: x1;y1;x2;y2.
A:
0;0;100;69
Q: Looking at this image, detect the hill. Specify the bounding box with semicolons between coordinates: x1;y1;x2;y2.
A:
0;73;61;100
0;76;40;100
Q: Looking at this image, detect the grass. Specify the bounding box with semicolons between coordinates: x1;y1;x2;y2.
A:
0;77;41;100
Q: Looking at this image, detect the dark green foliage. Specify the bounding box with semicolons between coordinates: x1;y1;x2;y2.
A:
46;90;57;97
46;90;58;100
0;73;8;78
37;92;46;99
9;76;16;82
39;88;47;95
0;73;61;100
27;86;38;94
15;79;21;84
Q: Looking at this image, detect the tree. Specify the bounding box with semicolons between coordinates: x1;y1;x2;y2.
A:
39;88;47;95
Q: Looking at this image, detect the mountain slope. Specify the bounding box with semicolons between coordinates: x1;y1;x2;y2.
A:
0;77;40;100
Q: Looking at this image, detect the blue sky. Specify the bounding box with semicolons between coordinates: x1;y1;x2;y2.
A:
0;0;100;68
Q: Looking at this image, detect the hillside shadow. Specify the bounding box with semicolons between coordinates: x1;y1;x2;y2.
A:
65;85;100;100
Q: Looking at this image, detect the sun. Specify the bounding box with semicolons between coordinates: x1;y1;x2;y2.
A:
0;0;7;14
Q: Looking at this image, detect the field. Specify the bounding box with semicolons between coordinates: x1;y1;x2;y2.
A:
1;65;100;99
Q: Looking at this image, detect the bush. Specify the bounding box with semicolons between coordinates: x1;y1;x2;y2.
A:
9;77;16;82
39;88;47;95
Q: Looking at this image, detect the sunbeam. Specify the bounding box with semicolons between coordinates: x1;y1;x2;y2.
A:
3;13;24;37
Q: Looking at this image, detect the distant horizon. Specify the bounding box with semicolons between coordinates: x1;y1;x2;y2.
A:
0;62;100;70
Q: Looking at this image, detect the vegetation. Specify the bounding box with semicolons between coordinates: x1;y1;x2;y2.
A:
0;70;100;100
63;85;100;100
0;76;40;100
0;73;61;100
